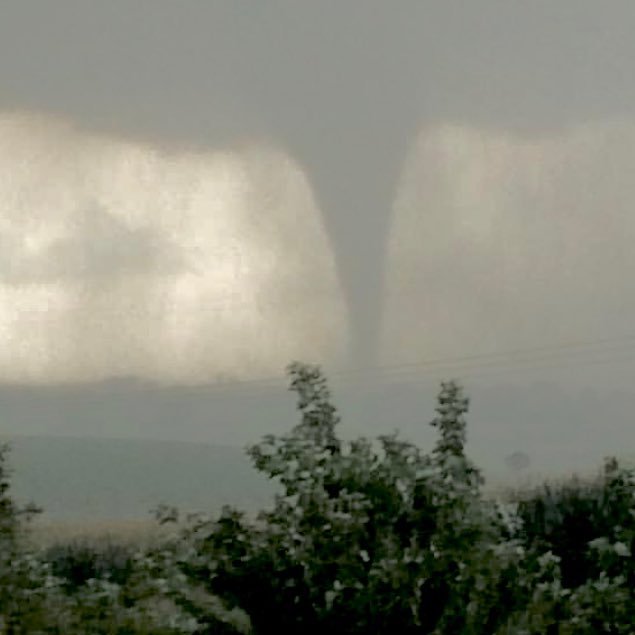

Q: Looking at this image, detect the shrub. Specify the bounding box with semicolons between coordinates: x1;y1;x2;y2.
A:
3;364;635;633
166;364;523;633
165;364;635;634
45;538;136;591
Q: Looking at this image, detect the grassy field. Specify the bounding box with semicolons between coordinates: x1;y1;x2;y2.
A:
27;517;167;550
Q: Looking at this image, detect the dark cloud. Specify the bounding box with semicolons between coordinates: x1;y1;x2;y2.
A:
2;1;635;139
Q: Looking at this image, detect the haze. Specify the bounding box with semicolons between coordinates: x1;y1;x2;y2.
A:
2;2;635;491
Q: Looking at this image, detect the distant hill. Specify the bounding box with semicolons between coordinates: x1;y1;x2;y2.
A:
1;377;634;522
1;427;628;524
0;377;631;480
2;435;276;521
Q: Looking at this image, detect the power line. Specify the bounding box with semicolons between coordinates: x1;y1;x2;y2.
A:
338;340;635;384
194;331;635;394
339;332;635;378
375;349;635;386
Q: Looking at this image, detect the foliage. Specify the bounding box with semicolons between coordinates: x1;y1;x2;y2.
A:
44;538;136;591
164;363;635;633
2;364;635;633
160;365;532;632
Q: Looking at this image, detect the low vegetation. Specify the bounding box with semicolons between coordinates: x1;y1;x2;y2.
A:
1;362;635;633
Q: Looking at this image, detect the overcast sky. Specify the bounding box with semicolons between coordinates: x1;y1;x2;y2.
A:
1;1;635;394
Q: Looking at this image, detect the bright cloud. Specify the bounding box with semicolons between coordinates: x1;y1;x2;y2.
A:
0;113;348;383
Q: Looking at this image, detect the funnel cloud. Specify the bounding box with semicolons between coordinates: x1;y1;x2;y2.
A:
1;2;635;482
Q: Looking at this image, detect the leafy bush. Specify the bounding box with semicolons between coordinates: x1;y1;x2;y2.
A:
162;364;522;633
164;363;635;634
502;458;635;633
45;538;136;591
0;444;208;633
3;363;635;633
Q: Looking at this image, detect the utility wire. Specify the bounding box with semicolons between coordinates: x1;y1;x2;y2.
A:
191;331;635;394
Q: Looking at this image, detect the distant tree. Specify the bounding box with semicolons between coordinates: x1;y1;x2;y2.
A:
505;451;531;472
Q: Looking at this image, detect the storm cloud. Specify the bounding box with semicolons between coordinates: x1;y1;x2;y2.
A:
384;120;635;369
0;113;347;383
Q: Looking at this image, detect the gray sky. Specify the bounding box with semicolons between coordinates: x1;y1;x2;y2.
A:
2;2;635;477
